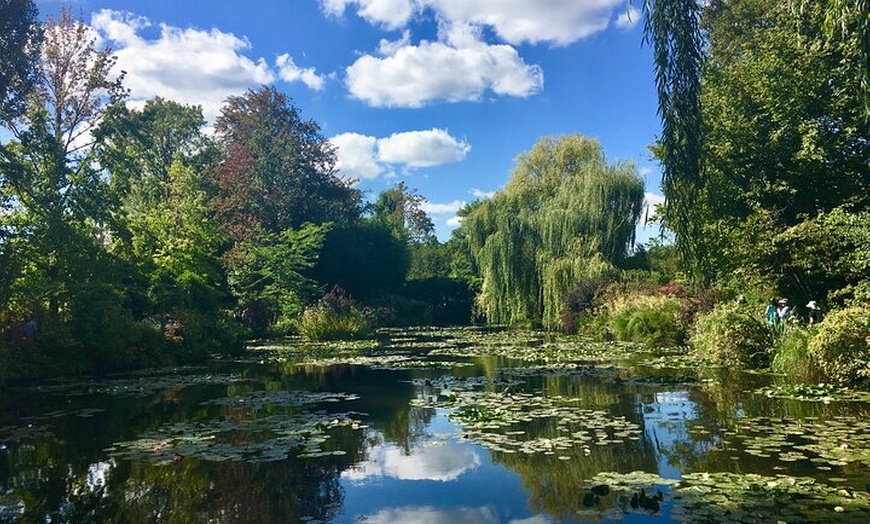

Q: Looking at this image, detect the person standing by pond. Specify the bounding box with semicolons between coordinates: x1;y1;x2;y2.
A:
806;301;823;325
764;298;779;326
777;298;791;323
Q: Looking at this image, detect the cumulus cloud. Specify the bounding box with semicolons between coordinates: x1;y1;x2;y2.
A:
330;128;470;180
615;6;641;29
276;54;326;90
324;0;624;46
90;10;321;122
330;132;382;180
378;129;470;167
320;0;416;29
346;36;543;107
421;199;465;215
446;215;463;227
428;0;622;45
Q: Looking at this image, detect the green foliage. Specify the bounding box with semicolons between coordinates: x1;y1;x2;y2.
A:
807;306;870;386
371;182;435;244
642;0;707;281
699;0;868;296
771;326;819;383
603;294;688;346
226;223;328;335
212;86;361;234
462;135;643;329
0;0;41;119
297;287;372;341
311;220;410;301
691;303;772;367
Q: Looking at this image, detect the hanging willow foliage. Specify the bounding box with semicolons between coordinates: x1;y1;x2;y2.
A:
641;0;707;283
463;135;644;329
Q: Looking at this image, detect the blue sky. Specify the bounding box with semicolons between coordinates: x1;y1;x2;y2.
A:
37;0;666;242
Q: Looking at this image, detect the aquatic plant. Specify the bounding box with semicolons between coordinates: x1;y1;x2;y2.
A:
771;326;820;383
605;294;687;346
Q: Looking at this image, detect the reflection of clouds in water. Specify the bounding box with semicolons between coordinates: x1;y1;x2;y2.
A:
362;505;499;524
84;461;114;492
509;516;556;524
343;441;480;482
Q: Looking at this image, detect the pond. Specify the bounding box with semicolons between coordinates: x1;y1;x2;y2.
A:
2;327;870;523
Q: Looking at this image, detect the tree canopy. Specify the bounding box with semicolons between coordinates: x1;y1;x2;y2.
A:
462;135;644;328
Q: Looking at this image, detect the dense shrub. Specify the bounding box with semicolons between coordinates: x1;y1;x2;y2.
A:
560;278;603;334
297;287;373;341
691;303;771;368
807;306;870;386
771;326;819;383
605;294;687;346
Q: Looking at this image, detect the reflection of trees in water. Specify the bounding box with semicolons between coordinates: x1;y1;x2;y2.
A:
5;426;368;523
657;368;870;479
480;377;660;519
285;362;436;452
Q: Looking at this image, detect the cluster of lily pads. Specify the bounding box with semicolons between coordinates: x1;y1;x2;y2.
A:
25;370;243;398
415;389;643;458
752;383;870;403
720;415;870;469
576;470;870;523
107;389;367;464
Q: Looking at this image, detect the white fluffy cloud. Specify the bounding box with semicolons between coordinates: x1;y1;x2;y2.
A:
346;37;543;107
276;54;326;90
470;188;496;199
325;0;624;45
428;0;623;45
330;132;382;180
330;128;470;180
421;199;465;215
378;129;470;167
320;0;416;29
90;10;320;121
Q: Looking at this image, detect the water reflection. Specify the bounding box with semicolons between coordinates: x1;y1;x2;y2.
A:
345;436;480;482
360;505;500;524
3;329;870;523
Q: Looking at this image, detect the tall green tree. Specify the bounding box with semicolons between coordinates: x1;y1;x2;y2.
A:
211;86;362;327
212;86;361;236
698;0;868;303
95;97;214;204
0;8;126;320
371;181;435;244
462;135;644;328
641;0;707;282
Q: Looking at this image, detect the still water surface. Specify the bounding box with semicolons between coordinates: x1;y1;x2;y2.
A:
2;328;870;523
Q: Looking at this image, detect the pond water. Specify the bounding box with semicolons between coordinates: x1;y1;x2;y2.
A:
2;327;870;523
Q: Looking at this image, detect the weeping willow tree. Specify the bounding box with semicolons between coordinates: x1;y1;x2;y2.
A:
464;135;644;329
640;0;707;282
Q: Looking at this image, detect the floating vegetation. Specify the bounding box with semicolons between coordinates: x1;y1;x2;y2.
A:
407;375;524;392
201;390;360;410
420;389;642;455
752;383;870;403
107;413;363;464
108;389;366;464
28;371;243;398
577;470;870;523
723;416;870;470
429;338;647;363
